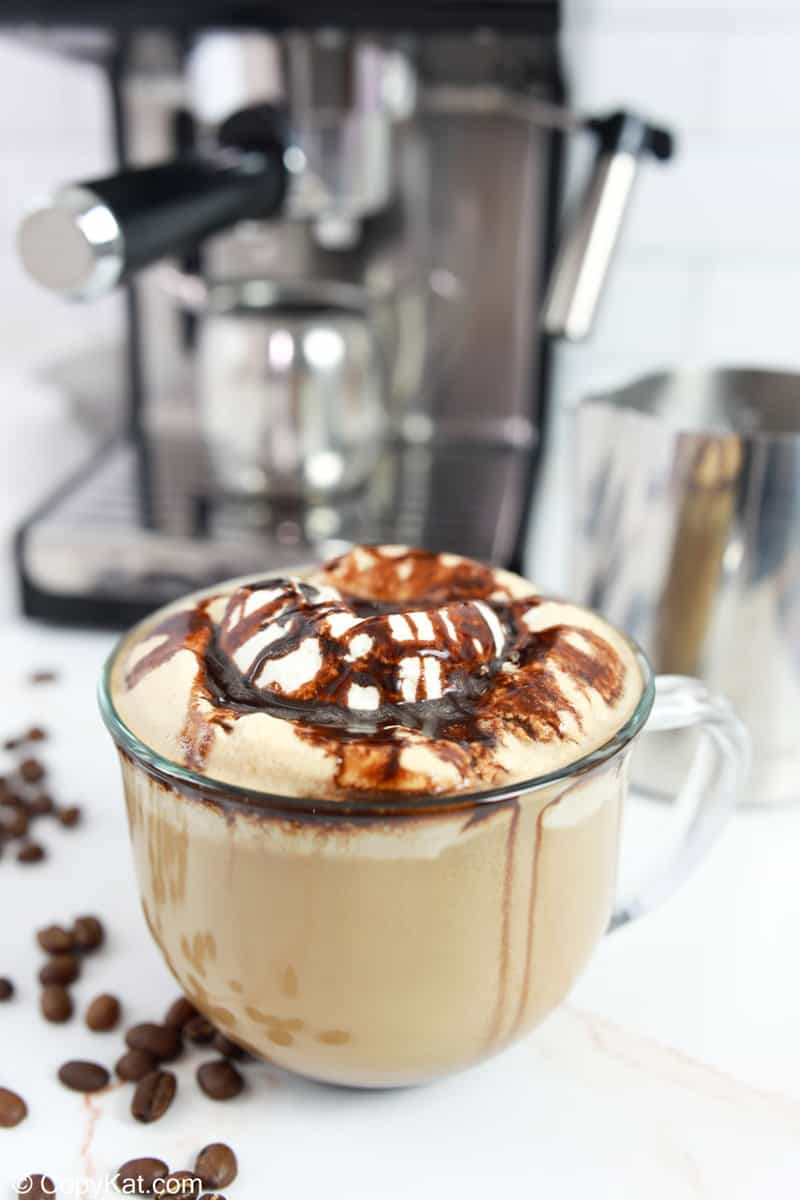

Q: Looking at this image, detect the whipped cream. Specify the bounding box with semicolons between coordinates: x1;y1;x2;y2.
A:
111;545;643;799
216;577;506;712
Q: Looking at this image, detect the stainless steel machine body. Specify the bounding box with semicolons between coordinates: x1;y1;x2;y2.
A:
10;5;672;625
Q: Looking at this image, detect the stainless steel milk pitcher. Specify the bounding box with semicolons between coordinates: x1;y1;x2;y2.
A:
573;368;800;806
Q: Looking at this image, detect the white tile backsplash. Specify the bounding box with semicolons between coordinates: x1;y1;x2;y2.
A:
558;0;800;389
623;143;800;257
565;0;800;33
0;37;107;139
716;32;800;135
0;38;113;364
562;30;724;132
576;257;704;357
703;265;800;368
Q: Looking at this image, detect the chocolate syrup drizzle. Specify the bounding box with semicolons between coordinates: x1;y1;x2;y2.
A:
122;548;625;790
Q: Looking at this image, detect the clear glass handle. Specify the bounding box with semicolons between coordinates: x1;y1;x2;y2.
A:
610;674;750;930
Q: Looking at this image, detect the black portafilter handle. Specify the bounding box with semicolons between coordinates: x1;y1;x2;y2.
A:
17;136;288;301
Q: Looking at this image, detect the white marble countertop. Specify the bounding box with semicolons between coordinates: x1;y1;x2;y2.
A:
1;358;799;1198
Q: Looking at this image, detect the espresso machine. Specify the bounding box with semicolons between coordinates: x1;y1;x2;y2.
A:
9;2;672;626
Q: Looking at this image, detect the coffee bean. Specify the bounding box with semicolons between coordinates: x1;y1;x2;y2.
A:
41;984;73;1023
2;806;29;838
164;996;197;1030
17;841;45;864
57;1060;110;1093
115;1158;169;1195
196;1059;244;1101
0;977;14;1000
131;1069;177;1123
194;1143;238;1189
86;993;121;1032
72;915;104;952
0;1086;27;1126
165;1172;202;1197
212;1033;247;1060
28;793;54;817
26;727;47;743
116;1048;157;1082
58;806;81;828
37;924;74;954
39;953;80;986
199;1194;227;1200
184;1015;216;1044
19;759;45;783
30;670;58;685
3;737;21;751
126;1022;182;1061
16;1174;55;1199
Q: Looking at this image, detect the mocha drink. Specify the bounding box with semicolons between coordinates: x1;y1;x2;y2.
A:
108;545;644;1086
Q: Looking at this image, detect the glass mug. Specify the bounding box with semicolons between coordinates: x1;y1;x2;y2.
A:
99;598;748;1089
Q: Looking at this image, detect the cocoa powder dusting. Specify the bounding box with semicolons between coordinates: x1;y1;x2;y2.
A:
320;547;501;606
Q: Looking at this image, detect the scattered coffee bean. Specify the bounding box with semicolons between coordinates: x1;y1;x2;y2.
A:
184;1015;216;1044
164;1173;202;1198
72;915;104;952
164;996;197;1030
58;806;81;828
212;1033;247;1060
37;924;74;954
3;737;20;751
126;1022;182;1062
26;727;46;743
116;1048;157;1082
131;1069;177;1123
199;1194;227;1200
0;977;14;1000
57;1060;110;1093
0;1086;27;1126
2;807;29;838
39;953;80;986
17;841;45;864
86;993;121;1032
30;670;58;685
27;794;54;817
41;984;73;1024
16;1175;55;1199
115;1158;169;1195
195;1143;238;1189
19;759;45;784
196;1059;244;1101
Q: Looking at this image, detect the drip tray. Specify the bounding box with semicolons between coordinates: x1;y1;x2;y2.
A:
16;432;535;627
